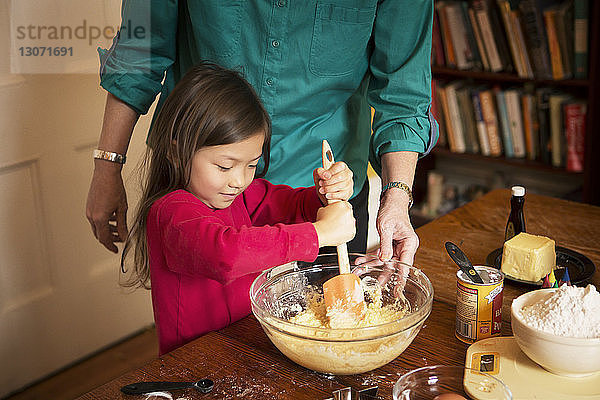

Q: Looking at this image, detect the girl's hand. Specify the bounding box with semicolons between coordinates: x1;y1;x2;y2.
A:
313;162;353;205
312;201;356;247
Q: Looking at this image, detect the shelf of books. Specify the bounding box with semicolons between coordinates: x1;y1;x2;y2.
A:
417;0;600;220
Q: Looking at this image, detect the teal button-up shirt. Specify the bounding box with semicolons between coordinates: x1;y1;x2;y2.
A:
99;0;438;196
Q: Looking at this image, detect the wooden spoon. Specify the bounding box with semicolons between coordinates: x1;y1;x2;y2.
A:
320;140;366;328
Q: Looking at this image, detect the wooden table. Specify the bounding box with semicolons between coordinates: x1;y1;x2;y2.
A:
79;189;600;399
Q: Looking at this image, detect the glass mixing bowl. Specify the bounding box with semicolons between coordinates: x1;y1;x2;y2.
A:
393;365;513;400
250;254;433;375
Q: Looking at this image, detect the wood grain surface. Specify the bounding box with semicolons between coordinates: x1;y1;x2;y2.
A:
78;189;599;400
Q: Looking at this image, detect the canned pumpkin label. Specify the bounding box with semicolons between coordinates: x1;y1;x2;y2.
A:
455;266;504;343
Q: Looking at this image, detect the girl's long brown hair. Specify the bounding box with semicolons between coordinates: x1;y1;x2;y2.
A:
121;62;271;288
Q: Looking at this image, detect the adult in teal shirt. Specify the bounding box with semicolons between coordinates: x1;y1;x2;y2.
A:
86;0;438;266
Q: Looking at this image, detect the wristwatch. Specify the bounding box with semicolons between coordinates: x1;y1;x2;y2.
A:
93;149;126;164
380;181;413;208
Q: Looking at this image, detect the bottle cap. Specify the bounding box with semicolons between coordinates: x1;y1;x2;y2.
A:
511;186;525;197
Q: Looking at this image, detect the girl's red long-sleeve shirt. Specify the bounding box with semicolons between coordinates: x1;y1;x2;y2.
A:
146;179;322;355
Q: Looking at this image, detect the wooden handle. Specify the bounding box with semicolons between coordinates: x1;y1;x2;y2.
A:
321;140;351;274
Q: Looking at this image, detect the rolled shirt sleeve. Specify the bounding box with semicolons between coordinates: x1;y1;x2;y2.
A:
368;0;439;175
98;0;178;115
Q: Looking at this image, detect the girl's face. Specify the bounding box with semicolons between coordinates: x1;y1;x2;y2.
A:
187;133;264;209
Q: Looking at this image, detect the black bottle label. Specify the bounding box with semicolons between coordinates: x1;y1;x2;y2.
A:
506;222;515;241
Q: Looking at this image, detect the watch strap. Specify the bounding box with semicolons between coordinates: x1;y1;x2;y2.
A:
93;149;126;164
380;181;413;208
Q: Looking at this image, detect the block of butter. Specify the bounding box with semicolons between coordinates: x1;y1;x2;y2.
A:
501;232;556;282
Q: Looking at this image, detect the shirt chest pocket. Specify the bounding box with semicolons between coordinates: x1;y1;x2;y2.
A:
188;0;242;62
309;3;376;77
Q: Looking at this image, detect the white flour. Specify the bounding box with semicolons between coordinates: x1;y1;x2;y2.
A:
518;284;600;338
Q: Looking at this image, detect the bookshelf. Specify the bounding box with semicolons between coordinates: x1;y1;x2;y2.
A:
417;0;600;221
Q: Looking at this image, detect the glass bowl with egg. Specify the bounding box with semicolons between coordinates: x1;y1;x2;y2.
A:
249;254;433;375
393;365;513;400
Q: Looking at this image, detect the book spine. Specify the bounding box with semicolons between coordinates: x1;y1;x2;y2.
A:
497;0;525;77
436;2;457;68
438;85;457;152
468;6;490;71
432;80;448;147
474;1;503;72
564;102;587;172
518;0;552;79
510;9;535;78
457;88;480;154
505;90;527;158
495;87;514;157
555;2;574;78
479;89;503;156
460;2;484;70
446;3;474;70
529;92;540;162
574;0;589;79
521;94;536;160
471;90;492;155
446;84;467;153
549;94;569;167
536;89;552;164
487;0;514;72
433;9;446;67
544;9;565;80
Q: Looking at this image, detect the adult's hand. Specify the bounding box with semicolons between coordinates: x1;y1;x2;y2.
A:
86;161;128;253
376;188;419;265
86;93;139;252
375;150;419;265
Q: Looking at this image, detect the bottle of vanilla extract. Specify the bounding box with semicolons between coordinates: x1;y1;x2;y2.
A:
505;186;526;241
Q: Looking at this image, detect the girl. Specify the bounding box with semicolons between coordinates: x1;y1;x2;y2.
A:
122;63;356;355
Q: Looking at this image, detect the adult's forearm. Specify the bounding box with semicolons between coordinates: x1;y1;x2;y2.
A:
381;151;418;186
97;93;140;159
380;151;418;205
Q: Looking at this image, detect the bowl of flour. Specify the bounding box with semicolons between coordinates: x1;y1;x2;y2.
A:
511;284;600;377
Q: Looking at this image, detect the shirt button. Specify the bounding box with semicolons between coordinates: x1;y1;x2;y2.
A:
266;78;274;86
277;0;286;6
272;40;280;48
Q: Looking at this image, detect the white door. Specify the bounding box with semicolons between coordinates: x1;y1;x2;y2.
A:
0;1;154;396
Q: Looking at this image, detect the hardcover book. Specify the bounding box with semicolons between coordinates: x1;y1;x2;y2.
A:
504;89;527;158
445;2;476;70
467;5;490;71
436;2;457;68
494;87;515;158
536;88;552;164
564;101;586;172
574;0;589;78
471;88;492;156
521;93;539;161
457;86;481;154
518;0;553;79
497;0;532;78
445;82;468;153
433;9;446;67
549;93;570;167
479;89;504;156
554;0;575;79
544;6;566;79
473;0;514;72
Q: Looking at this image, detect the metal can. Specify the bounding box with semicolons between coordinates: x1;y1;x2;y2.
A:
455;266;504;344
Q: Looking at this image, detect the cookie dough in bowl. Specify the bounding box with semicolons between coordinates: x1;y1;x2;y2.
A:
250;254;433;375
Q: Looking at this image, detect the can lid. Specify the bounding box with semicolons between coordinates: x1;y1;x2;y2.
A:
511;186;525;197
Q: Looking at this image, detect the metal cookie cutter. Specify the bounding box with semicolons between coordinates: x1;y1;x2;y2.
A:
324;386;379;400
